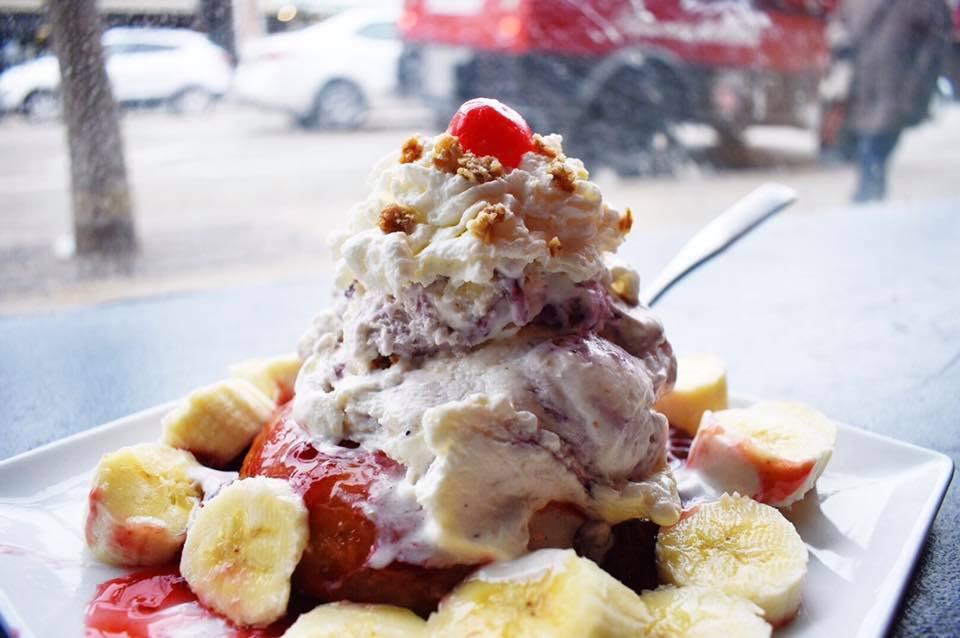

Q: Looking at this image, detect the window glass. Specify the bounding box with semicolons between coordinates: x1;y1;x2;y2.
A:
357;22;398;40
357;22;397;40
125;43;179;54
107;43;178;56
0;0;957;314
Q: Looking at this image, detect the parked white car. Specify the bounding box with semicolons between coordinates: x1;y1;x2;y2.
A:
0;28;232;120
232;9;401;129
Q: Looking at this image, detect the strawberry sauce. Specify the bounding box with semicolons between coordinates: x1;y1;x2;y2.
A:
85;567;289;638
668;426;693;464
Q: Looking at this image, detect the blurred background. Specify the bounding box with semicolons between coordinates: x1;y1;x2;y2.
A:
1;0;958;315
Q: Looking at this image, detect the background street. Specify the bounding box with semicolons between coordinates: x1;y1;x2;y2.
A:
2;102;958;315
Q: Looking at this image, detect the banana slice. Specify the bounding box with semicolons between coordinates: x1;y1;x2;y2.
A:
283;602;427;638
162;378;276;468
428;549;649;637
637;586;770;638
180;476;309;627
85;443;203;566
687;401;837;507
655;354;728;436
655;494;808;627
230;354;302;404
607;259;640;305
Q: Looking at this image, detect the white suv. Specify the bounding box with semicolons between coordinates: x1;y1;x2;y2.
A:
0;27;233;120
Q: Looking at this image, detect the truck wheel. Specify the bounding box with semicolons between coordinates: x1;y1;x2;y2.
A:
568;101;677;177
568;64;684;177
23;89;61;122
711;126;752;168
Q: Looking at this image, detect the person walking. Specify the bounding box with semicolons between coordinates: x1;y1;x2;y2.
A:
831;0;952;203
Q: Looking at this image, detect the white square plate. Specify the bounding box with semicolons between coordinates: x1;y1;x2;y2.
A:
0;397;953;637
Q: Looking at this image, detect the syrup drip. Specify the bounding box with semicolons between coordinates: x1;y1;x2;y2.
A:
668;426;693;464
85;567;290;638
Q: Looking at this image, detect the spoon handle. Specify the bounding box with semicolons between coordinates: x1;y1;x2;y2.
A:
641;183;797;307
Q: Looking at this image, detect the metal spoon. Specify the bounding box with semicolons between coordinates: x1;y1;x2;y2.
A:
641;183;797;307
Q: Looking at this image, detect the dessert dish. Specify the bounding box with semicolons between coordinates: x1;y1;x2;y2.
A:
80;99;838;636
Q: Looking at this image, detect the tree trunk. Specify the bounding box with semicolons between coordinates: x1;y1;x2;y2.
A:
48;0;137;255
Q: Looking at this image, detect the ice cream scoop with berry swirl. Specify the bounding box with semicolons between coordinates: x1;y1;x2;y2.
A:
242;99;680;612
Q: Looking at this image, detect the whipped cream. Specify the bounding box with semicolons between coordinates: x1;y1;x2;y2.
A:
334;134;628;326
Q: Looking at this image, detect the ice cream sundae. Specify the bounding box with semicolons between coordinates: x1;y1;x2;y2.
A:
82;99;834;637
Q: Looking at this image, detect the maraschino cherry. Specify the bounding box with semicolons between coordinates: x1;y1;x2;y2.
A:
447;98;534;169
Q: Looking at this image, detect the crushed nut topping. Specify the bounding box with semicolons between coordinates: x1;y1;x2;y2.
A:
399;136;424;164
548;160;577;193
378;204;418;235
458;154;504;183
372;353;402;370
532;133;563;160
548;236;563;257
619;207;634;234
467;203;508;243
433;133;504;184
432;134;463;173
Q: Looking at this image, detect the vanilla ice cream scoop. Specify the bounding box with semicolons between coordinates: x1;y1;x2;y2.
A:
295;303;678;565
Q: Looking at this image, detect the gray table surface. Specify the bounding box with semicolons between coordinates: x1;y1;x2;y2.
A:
1;199;957;636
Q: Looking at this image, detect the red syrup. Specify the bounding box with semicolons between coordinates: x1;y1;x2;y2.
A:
85;567;291;638
668;426;693;465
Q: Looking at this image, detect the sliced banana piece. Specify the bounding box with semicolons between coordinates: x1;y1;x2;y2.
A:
283;602;427;638
428;548;649;637
85;443;203;566
655;494;808;627
655;354;728;436
162;378;276;468
607;258;640;306
230;354;302;404
181;476;309;627
637;586;771;638
687;401;837;507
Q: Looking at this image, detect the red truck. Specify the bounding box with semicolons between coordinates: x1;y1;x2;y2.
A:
399;0;838;173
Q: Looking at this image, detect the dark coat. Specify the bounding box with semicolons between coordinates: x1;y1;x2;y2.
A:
839;0;952;135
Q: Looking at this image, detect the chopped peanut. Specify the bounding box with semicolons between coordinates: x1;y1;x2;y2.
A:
619;207;634;234
378;204;418;235
467;203;508;243
532;133;562;160
400;136;424;164
548;236;563;256
433;134;463;174
433;133;504;184
548;160;576;193
458;154;504;184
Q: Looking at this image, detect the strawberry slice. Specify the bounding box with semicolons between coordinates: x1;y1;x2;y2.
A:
447;98;534;169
